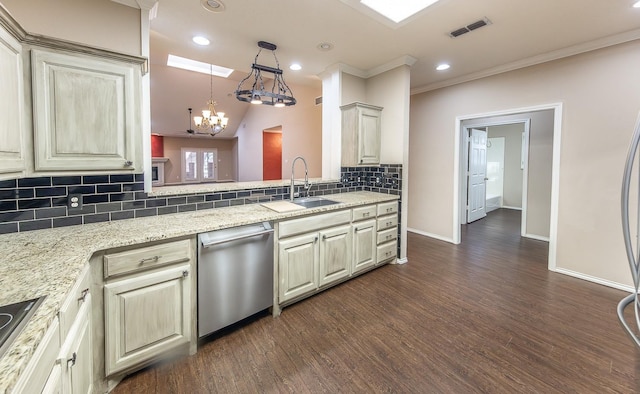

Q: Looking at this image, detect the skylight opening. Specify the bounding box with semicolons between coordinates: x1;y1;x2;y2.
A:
167;54;234;78
360;0;441;23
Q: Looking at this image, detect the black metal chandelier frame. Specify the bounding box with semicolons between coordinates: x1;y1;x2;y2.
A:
235;41;296;107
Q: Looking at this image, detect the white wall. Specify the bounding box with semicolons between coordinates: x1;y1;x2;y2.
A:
162;136;237;184
487;124;524;209
409;39;640;288
1;0;142;56
235;83;322;181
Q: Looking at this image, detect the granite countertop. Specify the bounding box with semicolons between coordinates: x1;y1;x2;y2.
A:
0;191;398;392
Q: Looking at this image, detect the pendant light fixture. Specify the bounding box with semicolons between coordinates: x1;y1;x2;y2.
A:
188;64;229;136
235;41;296;107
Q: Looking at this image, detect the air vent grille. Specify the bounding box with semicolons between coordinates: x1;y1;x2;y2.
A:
449;17;491;38
315;96;322;106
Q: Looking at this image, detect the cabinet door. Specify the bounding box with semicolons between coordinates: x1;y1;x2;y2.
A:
358;106;381;165
278;233;319;302
42;363;62;394
31;49;141;172
0;24;25;179
319;225;352;287
60;293;93;394
104;264;191;376
353;219;377;274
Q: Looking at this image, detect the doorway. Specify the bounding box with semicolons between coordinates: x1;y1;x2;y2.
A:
453;103;562;271
263;127;282;181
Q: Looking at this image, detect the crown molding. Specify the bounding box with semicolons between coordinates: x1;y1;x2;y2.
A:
320;55;418;80
411;28;640;95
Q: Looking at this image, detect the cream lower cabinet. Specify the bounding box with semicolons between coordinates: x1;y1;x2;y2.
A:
318;225;352;287
278;210;352;304
376;201;399;265
352;219;377;274
278;225;352;302
103;238;193;377
278;233;319;302
104;264;192;376
59;293;93;394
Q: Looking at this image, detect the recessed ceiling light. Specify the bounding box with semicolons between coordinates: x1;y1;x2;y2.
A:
436;63;450;71
317;42;333;51
634;1;640;8
360;0;441;23
167;54;234;77
201;0;225;13
192;36;210;46
289;63;302;71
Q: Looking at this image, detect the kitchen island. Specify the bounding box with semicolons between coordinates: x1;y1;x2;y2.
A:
0;190;398;393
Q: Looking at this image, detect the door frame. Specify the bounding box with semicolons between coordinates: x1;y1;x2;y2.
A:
453;103;563;271
460;119;530;237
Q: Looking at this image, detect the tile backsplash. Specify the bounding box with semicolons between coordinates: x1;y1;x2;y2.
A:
0;164;402;235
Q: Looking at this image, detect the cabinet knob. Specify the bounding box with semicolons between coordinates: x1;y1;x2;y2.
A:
77;288;89;302
182;270;189;278
124;160;133;167
67;352;77;367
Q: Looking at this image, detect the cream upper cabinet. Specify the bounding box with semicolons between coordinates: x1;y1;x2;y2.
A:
341;102;383;167
0;22;25;180
31;48;142;173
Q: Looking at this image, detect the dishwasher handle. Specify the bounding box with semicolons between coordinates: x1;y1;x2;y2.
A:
200;228;274;248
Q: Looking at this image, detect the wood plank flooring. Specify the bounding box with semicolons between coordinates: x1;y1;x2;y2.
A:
112;209;640;393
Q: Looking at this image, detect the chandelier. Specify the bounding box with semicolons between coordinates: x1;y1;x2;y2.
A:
187;65;229;136
235;41;296;107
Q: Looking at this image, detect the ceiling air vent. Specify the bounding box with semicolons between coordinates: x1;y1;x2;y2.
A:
448;17;491;38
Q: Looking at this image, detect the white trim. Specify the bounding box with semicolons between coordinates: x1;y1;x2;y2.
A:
523;233;550;242
454;102;563;273
501;206;523;211
320;56;418;81
394;257;408;265
411;28;640;95
408;227;456;244
554;268;634;293
520;120;530;237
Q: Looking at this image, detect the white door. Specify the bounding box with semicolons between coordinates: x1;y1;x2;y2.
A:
181;148;217;183
467;128;487;223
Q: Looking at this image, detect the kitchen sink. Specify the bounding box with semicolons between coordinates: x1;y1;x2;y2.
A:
292;196;340;208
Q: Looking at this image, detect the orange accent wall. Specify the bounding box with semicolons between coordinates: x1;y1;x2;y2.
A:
151;134;164;157
263;132;282;180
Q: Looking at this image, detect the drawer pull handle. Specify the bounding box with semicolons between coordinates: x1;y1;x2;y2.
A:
77;288;89;302
182;270;189;278
67;352;77;367
387;208;393;212
363;212;370;217
139;255;161;265
386;222;392;227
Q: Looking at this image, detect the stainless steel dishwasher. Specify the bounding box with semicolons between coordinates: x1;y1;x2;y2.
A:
197;222;274;338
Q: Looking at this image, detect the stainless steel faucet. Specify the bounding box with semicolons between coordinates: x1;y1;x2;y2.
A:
290;156;310;201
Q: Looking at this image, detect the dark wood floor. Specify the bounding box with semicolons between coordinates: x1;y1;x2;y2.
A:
113;209;639;393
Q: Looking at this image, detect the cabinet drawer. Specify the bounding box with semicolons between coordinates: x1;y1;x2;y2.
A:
59;265;91;341
279;210;351;238
377;214;398;231
377;201;398;216
352;205;376;221
104;239;192;278
377;241;397;264
377;227;397;245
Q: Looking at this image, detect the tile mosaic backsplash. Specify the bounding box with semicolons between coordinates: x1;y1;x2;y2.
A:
0;164;402;235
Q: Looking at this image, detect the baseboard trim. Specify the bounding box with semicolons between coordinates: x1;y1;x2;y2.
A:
407;228;456;244
553;267;634;292
501;206;522;211
395;257;408;265
523;233;550;242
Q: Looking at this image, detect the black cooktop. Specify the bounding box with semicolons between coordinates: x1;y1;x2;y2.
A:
0;297;44;358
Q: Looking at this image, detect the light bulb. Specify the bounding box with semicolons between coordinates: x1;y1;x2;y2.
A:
250;93;262;105
194;116;203;126
202;110;211;119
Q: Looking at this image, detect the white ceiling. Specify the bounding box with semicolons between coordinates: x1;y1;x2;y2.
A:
149;0;640;137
